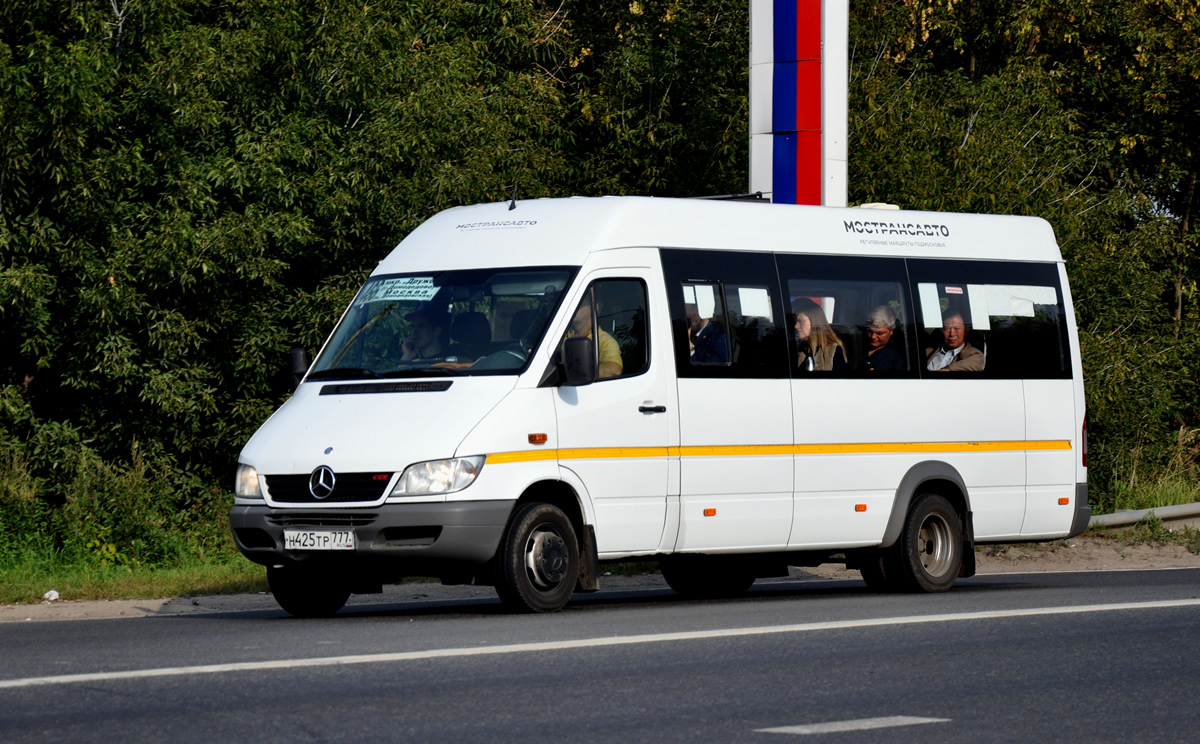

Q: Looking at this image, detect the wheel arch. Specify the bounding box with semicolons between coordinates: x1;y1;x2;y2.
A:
881;461;973;550
513;479;600;592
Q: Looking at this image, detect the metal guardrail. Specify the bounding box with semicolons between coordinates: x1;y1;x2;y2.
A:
1089;502;1200;529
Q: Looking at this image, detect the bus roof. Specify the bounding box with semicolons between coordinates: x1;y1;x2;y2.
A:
373;196;1062;275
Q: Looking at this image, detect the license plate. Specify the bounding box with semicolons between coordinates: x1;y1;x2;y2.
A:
283;529;356;551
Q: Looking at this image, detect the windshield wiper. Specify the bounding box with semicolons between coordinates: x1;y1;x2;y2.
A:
305;367;380;381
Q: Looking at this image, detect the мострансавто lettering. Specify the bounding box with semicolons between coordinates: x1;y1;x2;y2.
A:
844;220;950;238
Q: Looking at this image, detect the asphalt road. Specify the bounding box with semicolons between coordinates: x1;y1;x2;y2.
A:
1;568;1198;743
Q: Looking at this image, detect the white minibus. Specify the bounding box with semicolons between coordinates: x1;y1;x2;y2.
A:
230;196;1089;617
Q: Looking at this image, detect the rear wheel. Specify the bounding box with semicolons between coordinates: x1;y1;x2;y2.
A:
267;565;351;618
893;493;962;593
661;556;756;599
495;502;579;613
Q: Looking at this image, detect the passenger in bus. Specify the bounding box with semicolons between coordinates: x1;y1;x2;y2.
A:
565;298;623;378
401;306;448;361
863;305;904;371
792;298;847;371
686;303;728;364
925;312;985;371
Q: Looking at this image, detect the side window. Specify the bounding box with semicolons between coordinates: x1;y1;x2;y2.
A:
908;259;1070;379
661;249;790;379
775;254;915;376
682;282;730;365
563;279;649;381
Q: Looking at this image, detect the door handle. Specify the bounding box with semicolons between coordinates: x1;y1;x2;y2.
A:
638;405;667;414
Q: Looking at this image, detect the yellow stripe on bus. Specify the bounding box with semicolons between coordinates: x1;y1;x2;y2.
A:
486;440;1071;464
484;450;560;465
678;445;796;457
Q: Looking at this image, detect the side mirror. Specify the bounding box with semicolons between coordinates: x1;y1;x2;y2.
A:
288;347;311;391
562;336;596;386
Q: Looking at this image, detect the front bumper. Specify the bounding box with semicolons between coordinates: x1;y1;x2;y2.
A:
229;500;515;568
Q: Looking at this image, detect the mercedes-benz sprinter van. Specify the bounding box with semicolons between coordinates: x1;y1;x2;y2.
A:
230;197;1088;616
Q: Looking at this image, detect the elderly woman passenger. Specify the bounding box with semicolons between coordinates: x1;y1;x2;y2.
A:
863;305;904;372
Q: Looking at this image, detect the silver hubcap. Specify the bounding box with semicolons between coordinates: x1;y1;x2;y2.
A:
917;513;954;578
524;525;568;589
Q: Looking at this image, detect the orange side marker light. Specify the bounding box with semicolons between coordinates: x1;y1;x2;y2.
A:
1058;497;1070;505
528;433;548;445
855;504;867;512
703;508;716;517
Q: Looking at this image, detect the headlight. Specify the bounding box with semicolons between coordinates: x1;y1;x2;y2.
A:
390;456;484;496
235;463;263;499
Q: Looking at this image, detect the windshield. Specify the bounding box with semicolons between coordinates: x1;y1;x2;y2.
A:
308;267;575;380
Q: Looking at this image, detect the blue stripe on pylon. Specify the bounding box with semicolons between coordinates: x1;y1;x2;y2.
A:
773;0;797;62
772;61;797;133
772;132;797;204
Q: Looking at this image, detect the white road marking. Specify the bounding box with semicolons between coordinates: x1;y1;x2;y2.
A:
756;716;950;735
1;598;1197;690
757;566;1200;587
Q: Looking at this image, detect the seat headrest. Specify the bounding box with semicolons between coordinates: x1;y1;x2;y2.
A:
451;312;491;345
510;309;538;339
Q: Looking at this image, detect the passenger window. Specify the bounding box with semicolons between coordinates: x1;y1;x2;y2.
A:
776;255;915;376
909;260;1070;379
562;279;649;381
682;282;730;365
915;283;988;373
661;249;790;379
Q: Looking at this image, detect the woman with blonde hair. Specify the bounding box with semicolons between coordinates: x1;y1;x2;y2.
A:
792;298;847;371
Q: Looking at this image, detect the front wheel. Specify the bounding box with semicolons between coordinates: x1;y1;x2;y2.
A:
893;493;963;593
495;502;580;613
267;565;351;618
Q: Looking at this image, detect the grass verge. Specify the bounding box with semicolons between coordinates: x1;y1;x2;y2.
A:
0;556;267;606
1090;517;1200;553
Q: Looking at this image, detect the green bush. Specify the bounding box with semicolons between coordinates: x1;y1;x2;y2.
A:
4;0;1200;600
0;387;236;570
1099;428;1200;513
0;447;50;554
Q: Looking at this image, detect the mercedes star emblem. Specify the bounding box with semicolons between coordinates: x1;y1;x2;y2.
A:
308;465;336;499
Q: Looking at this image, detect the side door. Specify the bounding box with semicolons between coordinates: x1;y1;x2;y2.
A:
552;263;677;555
777;254;922;548
661;249;795;552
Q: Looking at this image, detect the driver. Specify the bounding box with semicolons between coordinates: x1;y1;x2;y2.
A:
401;306;448;361
564;298;622;379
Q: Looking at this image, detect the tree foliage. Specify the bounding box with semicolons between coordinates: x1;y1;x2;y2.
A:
849;0;1200;500
2;0;1199;566
0;0;750;565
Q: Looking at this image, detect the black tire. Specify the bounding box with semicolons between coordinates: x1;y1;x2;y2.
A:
495;502;579;613
268;565;351;618
858;550;896;592
893;493;963;593
661;556;756;599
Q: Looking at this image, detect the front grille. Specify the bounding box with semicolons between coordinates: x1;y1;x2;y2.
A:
266;512;379;528
265;472;393;503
